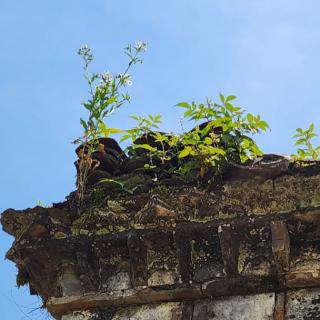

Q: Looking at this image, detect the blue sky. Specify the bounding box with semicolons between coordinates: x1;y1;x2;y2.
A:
1;1;320;319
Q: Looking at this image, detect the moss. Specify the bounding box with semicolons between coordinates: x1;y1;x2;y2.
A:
107;200;126;213
238;242;251;275
73;211;91;226
69;172;320;235
118;174;153;189
53;231;67;239
149;184;171;195
79;229;90;235
148;249;179;272
95;228;109;235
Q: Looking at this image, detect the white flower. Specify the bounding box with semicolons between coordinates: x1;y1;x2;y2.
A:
134;41;147;52
101;71;113;83
118;73;133;86
123;74;132;86
79;44;89;52
78;45;92;57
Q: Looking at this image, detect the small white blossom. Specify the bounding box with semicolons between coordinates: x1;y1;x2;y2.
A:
125;74;133;86
101;71;113;83
78;45;92;59
78;44;89;53
118;73;133;86
134;41;147;52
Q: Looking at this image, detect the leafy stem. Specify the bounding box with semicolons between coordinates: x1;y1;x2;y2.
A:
74;42;147;211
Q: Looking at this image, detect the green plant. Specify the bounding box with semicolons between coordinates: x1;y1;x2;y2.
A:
72;42;271;190
292;123;320;160
122;115;179;176
177;124;226;177
175;94;268;177
120;94;269;181
74;41;147;206
173;94;268;177
121;114;162;143
36;200;52;208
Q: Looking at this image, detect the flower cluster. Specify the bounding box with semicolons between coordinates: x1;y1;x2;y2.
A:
101;71;113;83
78;45;93;64
118;73;132;86
78;44;89;54
134;41;147;52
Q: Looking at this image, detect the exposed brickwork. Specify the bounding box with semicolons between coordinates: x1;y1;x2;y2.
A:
3;164;320;319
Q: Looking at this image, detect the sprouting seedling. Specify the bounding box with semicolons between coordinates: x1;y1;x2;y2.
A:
293;123;320;160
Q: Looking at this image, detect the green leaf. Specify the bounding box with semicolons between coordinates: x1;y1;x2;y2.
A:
144;118;152;126
310;123;315;131
175;102;191;109
82;103;93;111
204;137;213;145
178;146;192;158
208;147;225;156
143;164;157;169
152;132;166;141
309;133;318;139
259;120;269;131
219;93;225;104
154;114;162;122
312;151;319;160
226;95;236;102
80;118;88;131
183;109;194;118
225;102;236;112
297;149;306;157
120;134;131;142
130;115;141;121
107;128;124;134
133;144;157;152
106;96;117;105
247;113;254;123
99;178;124;188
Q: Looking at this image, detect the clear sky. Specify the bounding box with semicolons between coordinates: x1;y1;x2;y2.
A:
1;1;320;319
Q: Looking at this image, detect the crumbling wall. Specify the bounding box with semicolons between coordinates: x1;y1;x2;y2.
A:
3;166;320;319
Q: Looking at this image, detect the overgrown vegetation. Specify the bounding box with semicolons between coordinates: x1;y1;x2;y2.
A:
121;95;269;181
74;42;320;202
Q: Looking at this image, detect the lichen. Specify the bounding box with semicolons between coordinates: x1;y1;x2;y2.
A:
107;200;126;213
54;231;67;239
95;228;109;235
79;229;89;236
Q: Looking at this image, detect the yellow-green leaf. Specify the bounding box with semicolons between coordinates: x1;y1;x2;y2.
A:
133;144;157;152
107;128;124;134
204;137;213;145
178;146;192;158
